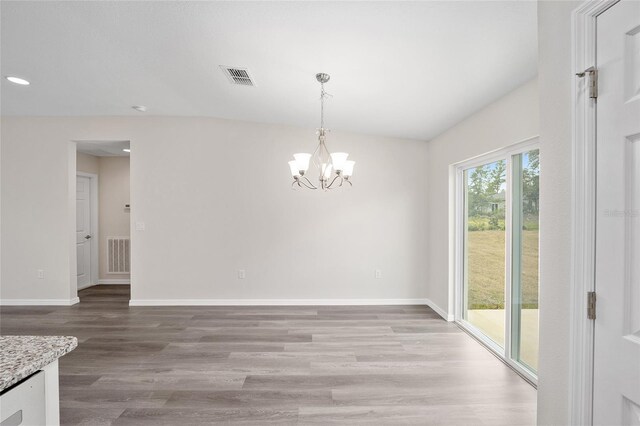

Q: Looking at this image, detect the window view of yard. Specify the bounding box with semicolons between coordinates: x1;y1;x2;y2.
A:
463;150;539;372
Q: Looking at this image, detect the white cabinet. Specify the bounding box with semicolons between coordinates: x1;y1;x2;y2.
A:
0;371;46;426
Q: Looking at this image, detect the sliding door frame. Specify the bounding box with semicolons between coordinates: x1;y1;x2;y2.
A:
452;135;539;385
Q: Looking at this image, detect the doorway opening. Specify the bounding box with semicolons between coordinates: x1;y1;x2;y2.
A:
74;140;131;297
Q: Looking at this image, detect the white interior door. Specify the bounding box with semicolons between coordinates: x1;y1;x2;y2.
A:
76;175;92;289
593;1;640;424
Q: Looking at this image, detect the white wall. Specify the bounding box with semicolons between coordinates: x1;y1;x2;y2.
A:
1;116;428;303
425;78;539;315
536;1;580;424
0;119;77;302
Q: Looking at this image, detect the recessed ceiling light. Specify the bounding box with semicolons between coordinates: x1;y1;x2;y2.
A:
132;105;147;112
123;148;131;153
5;76;30;85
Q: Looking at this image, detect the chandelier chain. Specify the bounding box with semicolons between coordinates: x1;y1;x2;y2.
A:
319;82;332;130
321;82;324;129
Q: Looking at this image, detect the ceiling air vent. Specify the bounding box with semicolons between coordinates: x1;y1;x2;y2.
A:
220;66;255;86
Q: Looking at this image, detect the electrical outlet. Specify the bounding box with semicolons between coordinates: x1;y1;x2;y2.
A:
237;269;246;279
374;269;382;279
135;222;145;231
37;269;44;279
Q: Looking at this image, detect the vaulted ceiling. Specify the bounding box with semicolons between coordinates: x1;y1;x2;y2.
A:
1;1;537;140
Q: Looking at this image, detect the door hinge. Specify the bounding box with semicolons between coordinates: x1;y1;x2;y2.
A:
587;291;596;320
576;67;598;100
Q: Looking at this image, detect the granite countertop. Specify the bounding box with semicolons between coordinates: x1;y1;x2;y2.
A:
0;335;77;391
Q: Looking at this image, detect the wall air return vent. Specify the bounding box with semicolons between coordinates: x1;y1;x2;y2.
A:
107;237;130;273
220;66;255;86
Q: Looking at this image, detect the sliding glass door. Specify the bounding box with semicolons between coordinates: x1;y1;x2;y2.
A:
456;140;539;381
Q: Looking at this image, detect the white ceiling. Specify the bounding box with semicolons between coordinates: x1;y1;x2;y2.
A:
76;140;130;157
1;1;537;141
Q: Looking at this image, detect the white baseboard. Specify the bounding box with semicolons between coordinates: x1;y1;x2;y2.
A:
1;297;79;306
130;298;429;307
0;295;450;317
77;282;95;290
98;279;130;285
425;298;454;321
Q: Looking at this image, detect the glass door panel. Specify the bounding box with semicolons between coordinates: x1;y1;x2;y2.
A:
511;149;540;372
463;159;507;347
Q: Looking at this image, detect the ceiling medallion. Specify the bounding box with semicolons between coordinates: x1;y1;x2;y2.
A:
288;73;355;190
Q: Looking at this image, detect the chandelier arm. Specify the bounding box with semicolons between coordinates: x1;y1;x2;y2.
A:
301;182;316;190
326;174;341;189
345;178;353;186
301;176;318;190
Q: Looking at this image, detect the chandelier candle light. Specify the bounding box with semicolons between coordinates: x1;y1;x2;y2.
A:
288;73;355;190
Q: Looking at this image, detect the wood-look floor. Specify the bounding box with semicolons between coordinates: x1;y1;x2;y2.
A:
0;286;536;425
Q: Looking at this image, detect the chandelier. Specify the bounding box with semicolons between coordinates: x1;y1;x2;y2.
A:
288;73;355;190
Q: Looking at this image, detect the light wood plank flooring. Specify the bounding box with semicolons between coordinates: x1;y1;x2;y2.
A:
0;285;536;425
